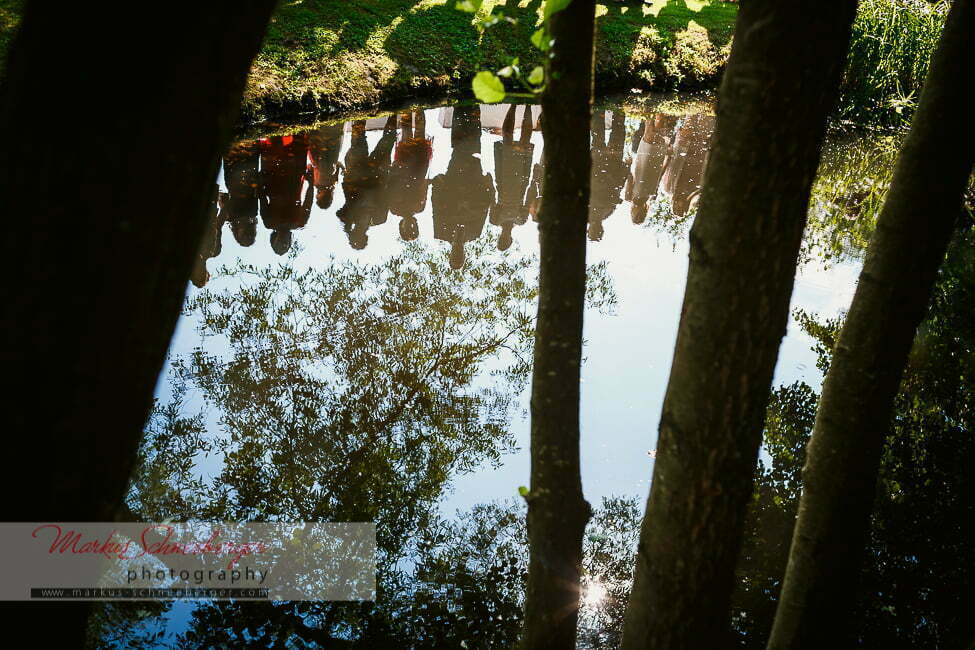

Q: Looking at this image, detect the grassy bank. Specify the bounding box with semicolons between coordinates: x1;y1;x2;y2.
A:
0;0;945;127
0;0;735;123
838;0;947;126
0;0;20;62
242;0;736;122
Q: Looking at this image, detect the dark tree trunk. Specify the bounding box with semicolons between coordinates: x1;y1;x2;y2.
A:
0;0;276;643
521;1;597;648
767;1;975;647
620;1;858;648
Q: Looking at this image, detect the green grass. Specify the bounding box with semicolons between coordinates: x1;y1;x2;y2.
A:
0;0;953;129
839;0;947;126
0;0;734;123
0;0;737;124
0;0;22;68
243;0;736;122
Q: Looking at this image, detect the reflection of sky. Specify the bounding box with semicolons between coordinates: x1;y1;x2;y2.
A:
154;102;861;523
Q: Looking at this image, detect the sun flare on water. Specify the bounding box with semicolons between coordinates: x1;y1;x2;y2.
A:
582;580;608;608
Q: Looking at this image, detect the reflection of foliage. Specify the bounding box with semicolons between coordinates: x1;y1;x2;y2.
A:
804;132;902;265
640;194;695;241
130;381;214;521
806;130;973;267
732;382;817;644
86;602;172;649
732;226;975;648
578;497;642;650
175;497;638;649
120;239;616;647
132;240;556;542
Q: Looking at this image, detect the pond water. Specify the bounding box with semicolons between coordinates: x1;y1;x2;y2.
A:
108;95;964;648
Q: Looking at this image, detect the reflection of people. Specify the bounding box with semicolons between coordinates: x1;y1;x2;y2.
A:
388;111;433;241
432;105;494;269
490;105;535;251
223;141;261;247
625;114;677;224
588;110;631;241
191;184;225;288
527;156;545;223
260;134;313;255
659;113;714;217
309;123;344;210
337;116;397;250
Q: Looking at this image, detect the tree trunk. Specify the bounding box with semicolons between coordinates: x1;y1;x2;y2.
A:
767;1;975;646
0;0;276;643
620;1;858;648
521;1;596;648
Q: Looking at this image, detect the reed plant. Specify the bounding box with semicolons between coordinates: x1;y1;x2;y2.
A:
838;0;948;126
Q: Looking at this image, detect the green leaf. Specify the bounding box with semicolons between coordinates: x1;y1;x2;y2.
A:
456;0;483;13
497;66;514;78
531;27;546;50
531;27;552;52
544;0;572;20
518;485;530;498
472;70;506;103
527;66;545;85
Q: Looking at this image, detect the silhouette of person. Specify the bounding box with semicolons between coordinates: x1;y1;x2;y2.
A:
388;111;433;241
223;141;261;247
625;113;678;224
490;105;536;251
631;118;646;154
259;133;313;255
432;104;494;269
337;116;397;250
659;113;715;217
191;184;225;288
309;123;345;210
588;110;631;241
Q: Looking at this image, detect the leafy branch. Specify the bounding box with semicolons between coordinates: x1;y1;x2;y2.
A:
458;0;572;103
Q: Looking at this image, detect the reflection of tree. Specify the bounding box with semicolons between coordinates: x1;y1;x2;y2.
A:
123;240;617;647
86;601;172;649
731;225;975;648
133;240;548;540
172;497;638;649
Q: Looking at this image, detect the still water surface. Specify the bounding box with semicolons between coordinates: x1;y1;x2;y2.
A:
126;97;878;647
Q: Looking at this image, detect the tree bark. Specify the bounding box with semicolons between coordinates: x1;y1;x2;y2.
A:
767;1;975;646
521;1;596;648
620;2;858;648
0;0;276;643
